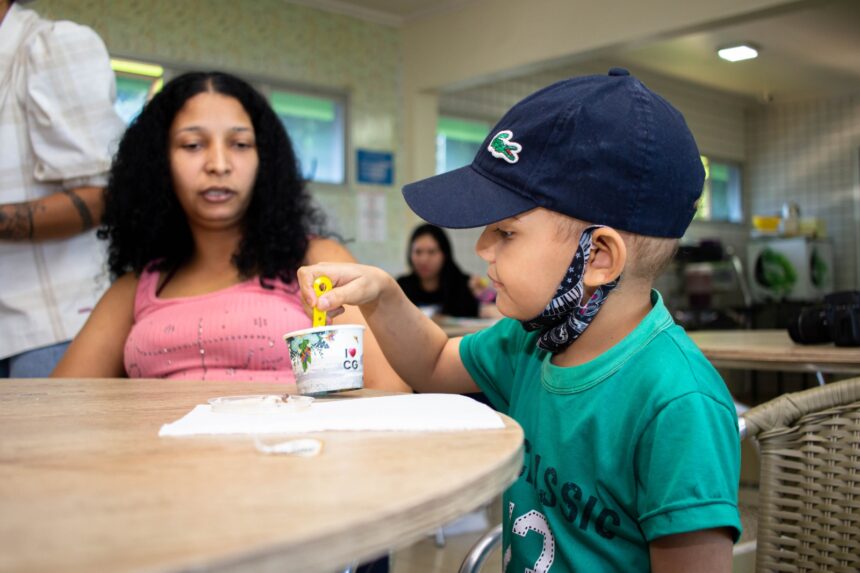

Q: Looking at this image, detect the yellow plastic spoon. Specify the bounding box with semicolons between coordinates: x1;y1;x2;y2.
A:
312;276;333;327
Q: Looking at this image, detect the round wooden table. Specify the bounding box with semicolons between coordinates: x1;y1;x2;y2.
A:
0;379;523;573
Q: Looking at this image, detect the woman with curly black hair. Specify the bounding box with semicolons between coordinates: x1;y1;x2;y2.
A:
53;71;408;393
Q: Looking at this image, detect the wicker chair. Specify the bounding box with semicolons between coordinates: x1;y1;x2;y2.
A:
459;377;860;573
742;376;860;572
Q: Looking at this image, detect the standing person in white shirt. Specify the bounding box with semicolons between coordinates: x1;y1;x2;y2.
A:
0;0;125;377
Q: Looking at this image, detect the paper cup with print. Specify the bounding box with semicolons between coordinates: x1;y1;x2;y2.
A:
284;325;365;396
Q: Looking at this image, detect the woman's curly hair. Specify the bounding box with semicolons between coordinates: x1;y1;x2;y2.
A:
99;71;325;285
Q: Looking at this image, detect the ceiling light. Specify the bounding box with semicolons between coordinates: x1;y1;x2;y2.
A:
718;44;759;62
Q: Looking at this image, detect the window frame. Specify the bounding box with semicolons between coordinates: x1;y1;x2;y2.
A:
435;115;493;175
695;155;744;224
258;82;349;188
110;58;164;125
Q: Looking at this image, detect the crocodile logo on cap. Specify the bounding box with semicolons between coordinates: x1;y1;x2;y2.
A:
488;130;522;164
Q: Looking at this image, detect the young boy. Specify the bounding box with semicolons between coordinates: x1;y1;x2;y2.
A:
299;68;741;572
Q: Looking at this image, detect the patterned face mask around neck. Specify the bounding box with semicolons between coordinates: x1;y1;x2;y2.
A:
520;225;621;353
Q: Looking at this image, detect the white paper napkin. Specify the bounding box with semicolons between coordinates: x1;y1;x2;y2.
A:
159;393;505;437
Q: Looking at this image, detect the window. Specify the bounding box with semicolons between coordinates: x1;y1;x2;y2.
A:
110;58;163;125
270;90;345;185
436;117;491;174
695;156;743;223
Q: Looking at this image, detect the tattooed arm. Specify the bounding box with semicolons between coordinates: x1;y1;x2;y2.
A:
0;186;104;241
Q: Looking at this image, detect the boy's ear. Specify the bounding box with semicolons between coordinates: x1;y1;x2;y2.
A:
583;227;627;287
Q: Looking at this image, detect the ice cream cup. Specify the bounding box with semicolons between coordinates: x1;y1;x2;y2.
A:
283;325;365;396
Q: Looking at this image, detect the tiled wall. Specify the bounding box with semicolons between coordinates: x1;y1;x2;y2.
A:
746;94;860;291
34;0;410;273
440;60;754;278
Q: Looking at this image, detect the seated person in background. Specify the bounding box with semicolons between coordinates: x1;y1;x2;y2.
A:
298;69;740;571
52;71;408;394
397;224;479;318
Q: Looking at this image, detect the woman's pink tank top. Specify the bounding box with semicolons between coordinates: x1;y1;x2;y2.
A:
124;267;311;382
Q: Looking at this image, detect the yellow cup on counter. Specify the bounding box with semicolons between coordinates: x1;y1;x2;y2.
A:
752;215;781;233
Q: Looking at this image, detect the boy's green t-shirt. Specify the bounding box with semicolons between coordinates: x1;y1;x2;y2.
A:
460;291;741;572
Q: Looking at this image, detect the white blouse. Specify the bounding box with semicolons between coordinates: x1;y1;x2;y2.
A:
0;3;125;359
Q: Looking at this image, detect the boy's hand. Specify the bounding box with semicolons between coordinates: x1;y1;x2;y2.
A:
297;263;393;319
298;262;480;395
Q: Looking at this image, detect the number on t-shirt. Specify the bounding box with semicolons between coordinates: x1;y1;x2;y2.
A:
505;503;556;573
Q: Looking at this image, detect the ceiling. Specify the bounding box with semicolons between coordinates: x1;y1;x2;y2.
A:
611;0;860;103
291;0;860;103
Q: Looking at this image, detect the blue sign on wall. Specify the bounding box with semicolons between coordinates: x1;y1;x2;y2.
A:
356;149;394;185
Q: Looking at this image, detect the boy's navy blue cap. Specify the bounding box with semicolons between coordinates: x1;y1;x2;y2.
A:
402;68;705;238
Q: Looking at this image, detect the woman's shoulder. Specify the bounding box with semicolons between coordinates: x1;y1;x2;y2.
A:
304;236;355;265
99;272;140;309
25;12;106;58
112;271;141;292
136;261;167;292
